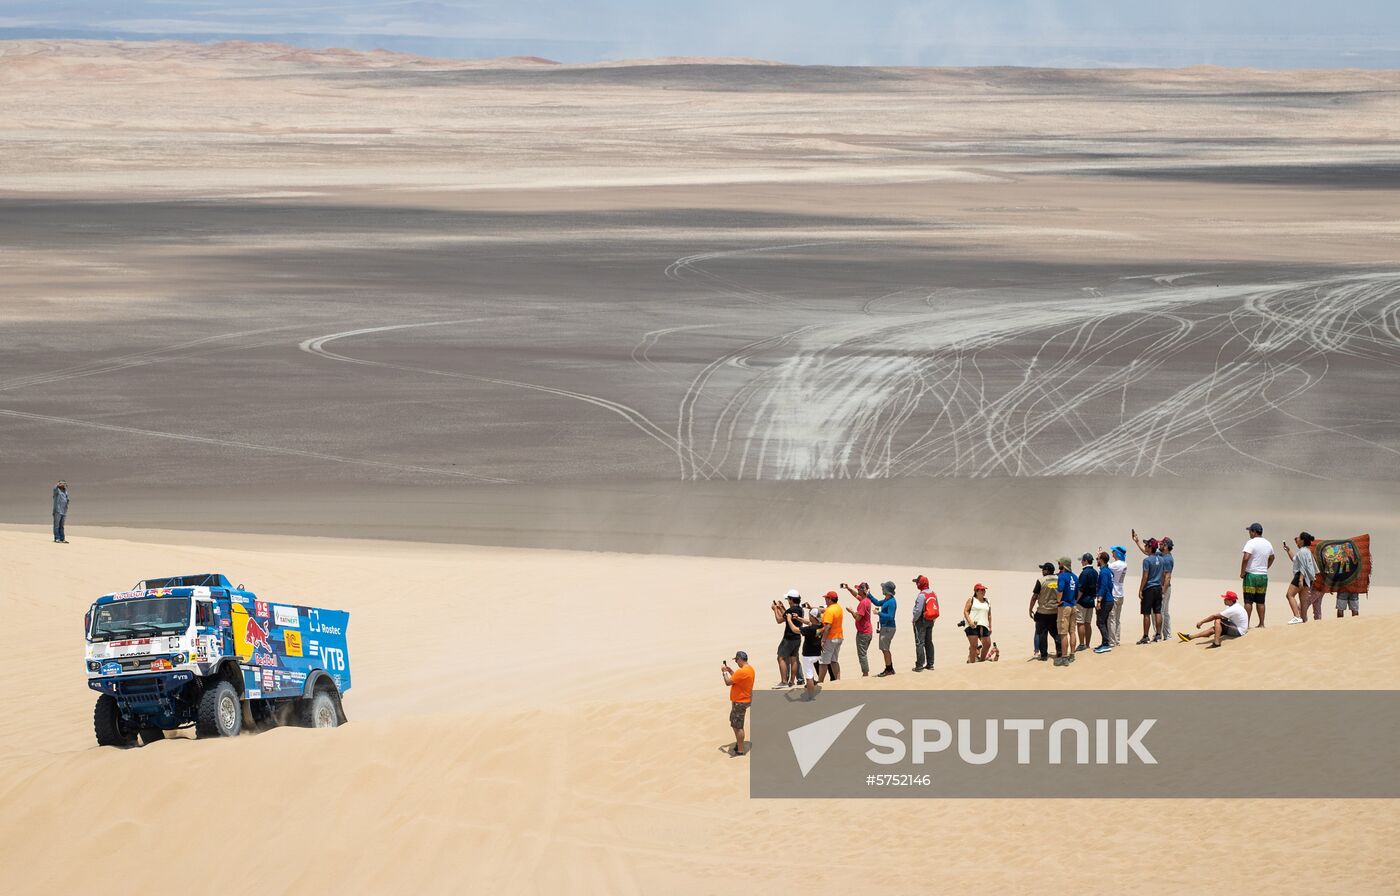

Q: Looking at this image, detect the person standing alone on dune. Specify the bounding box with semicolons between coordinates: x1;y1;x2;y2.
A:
721;651;754;757
868;581;898;677
52;480;70;544
1240;523;1275;629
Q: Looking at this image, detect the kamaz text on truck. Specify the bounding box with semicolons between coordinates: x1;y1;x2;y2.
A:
84;573;351;746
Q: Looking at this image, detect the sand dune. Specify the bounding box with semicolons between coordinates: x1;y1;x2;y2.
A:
2;524;1396;893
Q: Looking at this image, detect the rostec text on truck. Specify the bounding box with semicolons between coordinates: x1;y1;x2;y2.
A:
84;573;351;746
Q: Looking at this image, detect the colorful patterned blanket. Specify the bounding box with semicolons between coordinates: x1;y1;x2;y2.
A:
1311;534;1371;594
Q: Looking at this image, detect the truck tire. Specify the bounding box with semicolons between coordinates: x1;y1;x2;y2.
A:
300;689;339;729
196;680;243;738
139;728;166;745
94;694;136;748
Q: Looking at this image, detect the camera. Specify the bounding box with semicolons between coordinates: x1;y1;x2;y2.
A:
956;620;966;628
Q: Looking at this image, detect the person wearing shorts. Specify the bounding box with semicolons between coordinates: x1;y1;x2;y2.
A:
1054;557;1079;663
868;581;898;677
794;611;824;700
1138;539;1166;643
721;651;754;756
1179;591;1249;648
818;591;845;683
1075;554;1098;652
1240;522;1275;628
1337;594;1361;617
771;590;805;687
962;584;993;662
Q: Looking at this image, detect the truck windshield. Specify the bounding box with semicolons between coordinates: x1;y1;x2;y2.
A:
89;597;191;642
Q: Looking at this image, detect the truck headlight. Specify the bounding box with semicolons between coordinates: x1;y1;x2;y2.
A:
87;661;100;672
174;653;188;665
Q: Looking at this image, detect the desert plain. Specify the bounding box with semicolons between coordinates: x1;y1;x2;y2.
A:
1;39;1399;894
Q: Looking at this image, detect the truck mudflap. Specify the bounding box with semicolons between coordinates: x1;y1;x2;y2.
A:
89;670;196;725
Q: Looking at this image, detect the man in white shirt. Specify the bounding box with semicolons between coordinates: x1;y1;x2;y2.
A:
1239;522;1275;629
1179;590;1249;648
1107;546;1129;646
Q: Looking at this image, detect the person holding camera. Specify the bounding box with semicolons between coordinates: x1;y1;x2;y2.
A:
867;581;898;677
721;652;754;757
841;582;875;677
961;584;993;662
771;590;805;688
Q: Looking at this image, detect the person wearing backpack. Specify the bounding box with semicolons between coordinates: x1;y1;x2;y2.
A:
911;574;939;672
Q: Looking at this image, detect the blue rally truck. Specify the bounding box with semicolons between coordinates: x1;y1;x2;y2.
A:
85;573;351;746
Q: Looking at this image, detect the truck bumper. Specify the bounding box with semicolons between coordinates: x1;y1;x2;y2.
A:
89;671;198;727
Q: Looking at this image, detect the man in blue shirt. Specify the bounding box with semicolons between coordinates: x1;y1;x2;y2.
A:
867;581;898;677
1093;551;1115;653
1138;538;1167;644
1075;553;1099;654
1055;557;1078;666
1159;537;1176;639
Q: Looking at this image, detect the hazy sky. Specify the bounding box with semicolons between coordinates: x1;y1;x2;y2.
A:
2;1;1397;66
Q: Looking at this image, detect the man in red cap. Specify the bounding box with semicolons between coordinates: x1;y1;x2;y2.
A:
817;590;845;682
1179;591;1249;648
911;574;937;672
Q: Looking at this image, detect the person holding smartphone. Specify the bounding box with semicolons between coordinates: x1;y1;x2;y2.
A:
721;652;754;757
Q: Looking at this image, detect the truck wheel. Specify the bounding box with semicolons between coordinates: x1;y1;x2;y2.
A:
139;728;166;745
196;681;243;738
94;694;136;748
300;690;339;729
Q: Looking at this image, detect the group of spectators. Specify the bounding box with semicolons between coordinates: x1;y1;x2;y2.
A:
720;521;1364;757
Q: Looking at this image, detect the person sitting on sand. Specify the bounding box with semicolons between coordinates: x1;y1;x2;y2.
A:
721;651;754;756
963;584;993;662
867;581;898;677
1283;533;1321;624
1178;591;1249;648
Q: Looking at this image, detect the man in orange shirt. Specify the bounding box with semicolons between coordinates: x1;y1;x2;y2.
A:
721;651;754;757
818;591;845;684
